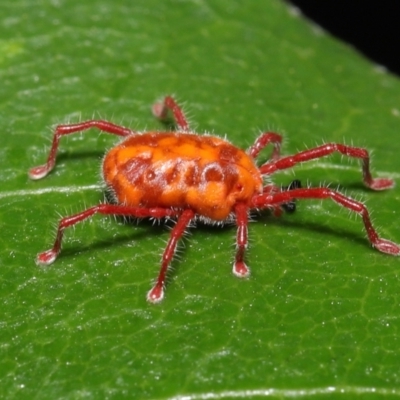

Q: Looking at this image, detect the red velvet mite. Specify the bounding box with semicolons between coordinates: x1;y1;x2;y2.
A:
29;96;400;303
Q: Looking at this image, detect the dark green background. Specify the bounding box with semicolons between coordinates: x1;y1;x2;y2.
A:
1;1;400;398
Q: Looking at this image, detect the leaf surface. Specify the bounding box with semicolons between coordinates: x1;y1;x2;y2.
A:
1;1;400;399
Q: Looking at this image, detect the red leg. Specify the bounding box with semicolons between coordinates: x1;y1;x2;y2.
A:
147;209;195;303
37;204;181;266
152;95;189;131
29;120;135;180
247;132;283;160
251;188;400;255
262;184;283;217
262;180;302;217
233;203;250;277
259;143;394;190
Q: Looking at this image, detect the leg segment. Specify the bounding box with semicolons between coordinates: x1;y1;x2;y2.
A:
36;204;181;266
233;203;250;277
152;95;190;131
251;188;400;255
259;143;394;190
147;209;195;303
262;180;302;217
29;120;135;180
262;184;283;217
247;132;283;161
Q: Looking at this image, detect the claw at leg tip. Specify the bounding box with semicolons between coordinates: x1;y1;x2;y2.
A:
36;249;57;266
28;165;49;180
370;178;395;191
151;103;167;120
233;261;250;278
375;239;400;256
147;285;164;303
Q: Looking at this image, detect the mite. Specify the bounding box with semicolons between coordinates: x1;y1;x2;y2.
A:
29;96;400;303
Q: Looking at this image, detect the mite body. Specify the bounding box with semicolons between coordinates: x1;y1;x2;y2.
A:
103;132;262;221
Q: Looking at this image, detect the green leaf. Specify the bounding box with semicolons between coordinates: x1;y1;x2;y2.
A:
2;0;400;398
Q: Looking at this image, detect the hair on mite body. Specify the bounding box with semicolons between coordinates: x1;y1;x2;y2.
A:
29;95;400;303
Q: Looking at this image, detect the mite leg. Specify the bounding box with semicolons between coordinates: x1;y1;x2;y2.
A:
147;209;195;303
29;120;135;180
152;95;189;131
36;204;181;266
252;188;400;255
259;143;394;190
262;184;284;217
247;132;283;161
280;179;302;214
233;203;250;277
263;180;302;216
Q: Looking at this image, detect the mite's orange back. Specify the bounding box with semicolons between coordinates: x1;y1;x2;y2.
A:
103;132;263;220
